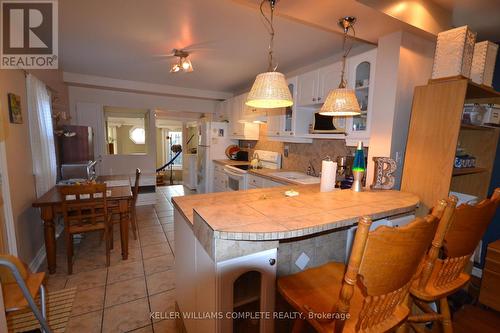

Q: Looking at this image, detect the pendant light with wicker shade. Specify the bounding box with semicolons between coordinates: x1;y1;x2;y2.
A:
320;17;361;116
246;0;293;109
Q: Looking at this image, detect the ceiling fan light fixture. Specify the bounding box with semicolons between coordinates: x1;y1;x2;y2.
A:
170;49;194;73
246;0;293;109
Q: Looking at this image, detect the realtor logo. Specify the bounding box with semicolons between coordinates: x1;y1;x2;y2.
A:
1;0;58;69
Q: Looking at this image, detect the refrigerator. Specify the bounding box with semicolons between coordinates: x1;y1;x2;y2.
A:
197;120;236;193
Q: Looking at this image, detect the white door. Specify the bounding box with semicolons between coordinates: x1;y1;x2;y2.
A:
318;61;343;102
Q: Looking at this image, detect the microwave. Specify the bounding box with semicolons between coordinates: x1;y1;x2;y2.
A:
311;112;346;134
60;160;97;180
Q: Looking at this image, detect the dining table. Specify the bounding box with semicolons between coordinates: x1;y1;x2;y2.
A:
32;175;133;274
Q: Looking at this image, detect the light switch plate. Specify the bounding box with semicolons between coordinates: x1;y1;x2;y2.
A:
295;252;310;270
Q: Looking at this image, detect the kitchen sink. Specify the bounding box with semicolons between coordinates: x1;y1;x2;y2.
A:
269;171;320;185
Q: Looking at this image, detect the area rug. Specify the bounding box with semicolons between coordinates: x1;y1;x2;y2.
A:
7;287;77;333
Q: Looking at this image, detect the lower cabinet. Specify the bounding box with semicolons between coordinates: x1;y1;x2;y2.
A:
213;163;228;192
248;174;285;189
175;208;277;333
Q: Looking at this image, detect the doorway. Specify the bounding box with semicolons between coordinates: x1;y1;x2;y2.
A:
155;119;185;186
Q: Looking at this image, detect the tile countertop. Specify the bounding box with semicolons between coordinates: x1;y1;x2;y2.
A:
172;185;419;241
213;159;314;186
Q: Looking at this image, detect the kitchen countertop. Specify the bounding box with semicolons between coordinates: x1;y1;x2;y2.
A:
213;159;317;185
172;185;419;241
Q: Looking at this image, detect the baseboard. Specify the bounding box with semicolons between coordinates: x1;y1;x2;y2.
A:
29;222;64;272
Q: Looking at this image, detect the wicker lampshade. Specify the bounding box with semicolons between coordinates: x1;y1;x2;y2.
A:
246;72;293;109
319;88;361;116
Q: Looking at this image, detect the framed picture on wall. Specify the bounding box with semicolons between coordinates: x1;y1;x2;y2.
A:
7;93;22;124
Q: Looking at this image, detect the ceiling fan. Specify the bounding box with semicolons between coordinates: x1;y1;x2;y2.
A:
152;41;218;73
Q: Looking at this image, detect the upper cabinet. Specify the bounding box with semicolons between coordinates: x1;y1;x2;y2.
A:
346;48;377;142
297;62;343;107
267;77;312;143
228;94;259;140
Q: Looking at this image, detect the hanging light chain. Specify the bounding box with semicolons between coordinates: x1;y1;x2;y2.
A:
260;0;277;72
339;22;355;89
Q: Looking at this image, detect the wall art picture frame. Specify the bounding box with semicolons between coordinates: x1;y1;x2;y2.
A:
8;93;23;124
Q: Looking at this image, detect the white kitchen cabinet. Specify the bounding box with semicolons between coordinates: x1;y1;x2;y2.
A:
229;94;259;140
213;163;228;192
297;62;343;107
297;71;319;106
266;77;312;143
345;48;377;144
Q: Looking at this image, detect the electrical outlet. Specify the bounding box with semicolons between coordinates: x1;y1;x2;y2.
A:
295;252;310;270
395;151;403;164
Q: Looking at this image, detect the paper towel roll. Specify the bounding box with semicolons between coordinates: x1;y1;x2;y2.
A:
320;160;337;192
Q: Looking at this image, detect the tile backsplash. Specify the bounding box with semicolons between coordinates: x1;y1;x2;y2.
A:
240;124;363;173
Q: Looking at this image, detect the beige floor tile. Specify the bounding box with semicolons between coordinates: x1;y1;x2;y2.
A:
102;297;151;333
143;254;175;275
110;246;142;265
138;225;163;234
66;310;103;333
130;324;154;332
137;218;161;227
70;286;105;316
142;242;172;259
107;260;144;284
146;269;175;295
161;223;174;232
156;210;174;218
105;276;147;307
149;289;175;322
153;318;178;332
140;233;167;246
72;255;108;274
159;216;174;224
66;268;107;291
44;274;67;292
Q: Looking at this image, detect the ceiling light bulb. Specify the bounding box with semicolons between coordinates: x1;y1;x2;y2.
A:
170;64;181;73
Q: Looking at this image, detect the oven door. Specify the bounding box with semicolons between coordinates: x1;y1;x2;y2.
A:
223;167;247;191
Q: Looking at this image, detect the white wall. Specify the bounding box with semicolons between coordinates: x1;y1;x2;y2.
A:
69;86;216;176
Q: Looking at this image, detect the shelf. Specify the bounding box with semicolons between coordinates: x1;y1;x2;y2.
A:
355;86;369;90
460;123;497;131
452;167;488;176
428;76;500;101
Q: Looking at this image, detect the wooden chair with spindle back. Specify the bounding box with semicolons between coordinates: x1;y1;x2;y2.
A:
277;199;455;333
407;188;500;333
59;183;112;275
109;168;140;245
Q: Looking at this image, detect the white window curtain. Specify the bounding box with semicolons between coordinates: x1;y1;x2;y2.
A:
26;74;57;198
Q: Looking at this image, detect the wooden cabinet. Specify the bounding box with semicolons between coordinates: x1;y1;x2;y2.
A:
401;77;500;213
480;240;500;311
318;62;343;102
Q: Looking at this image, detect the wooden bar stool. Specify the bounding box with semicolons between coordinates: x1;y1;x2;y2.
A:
277;199;454;333
59;183;112;275
407;188;500;333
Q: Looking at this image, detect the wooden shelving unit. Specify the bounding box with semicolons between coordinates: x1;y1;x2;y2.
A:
452;167;488;176
401;77;500;214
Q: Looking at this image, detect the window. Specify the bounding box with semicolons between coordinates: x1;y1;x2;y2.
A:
129;126;146;144
167;131;183;167
104;107;149;155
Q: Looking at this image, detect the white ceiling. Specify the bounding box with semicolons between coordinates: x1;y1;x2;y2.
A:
431;0;500;41
59;0;380;94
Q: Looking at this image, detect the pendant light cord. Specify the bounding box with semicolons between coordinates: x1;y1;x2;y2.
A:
260;0;276;72
339;24;355;88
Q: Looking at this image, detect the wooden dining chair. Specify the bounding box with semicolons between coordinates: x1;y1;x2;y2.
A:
277;199;454;333
407;188;500;333
0;255;50;332
109;168;140;243
59;183;112;275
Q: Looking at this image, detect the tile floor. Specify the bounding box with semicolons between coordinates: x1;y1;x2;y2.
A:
41;185;195;333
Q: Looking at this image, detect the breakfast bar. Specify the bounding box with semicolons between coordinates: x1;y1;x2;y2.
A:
172;185;419;333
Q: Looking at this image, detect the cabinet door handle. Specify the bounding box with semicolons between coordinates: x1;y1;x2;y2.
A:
312;98;316;102
290;132;294;135
276;132;279;135
318;97;322;101
269;258;276;266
